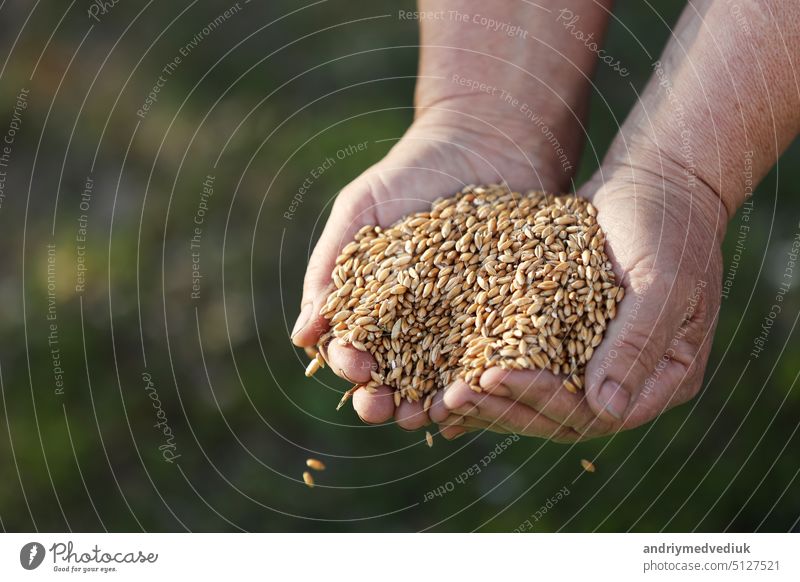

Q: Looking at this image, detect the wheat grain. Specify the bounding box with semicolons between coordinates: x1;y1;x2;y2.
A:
336;386;358;411
306;458;326;471
312;185;622;405
304;358;321;378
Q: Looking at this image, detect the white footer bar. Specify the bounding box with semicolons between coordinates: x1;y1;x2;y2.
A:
1;533;796;580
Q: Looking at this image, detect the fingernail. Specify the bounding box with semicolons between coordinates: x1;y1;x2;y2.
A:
452;428;467;439
338;368;356;383
596;381;629;420
442;415;464;427
291;304;312;339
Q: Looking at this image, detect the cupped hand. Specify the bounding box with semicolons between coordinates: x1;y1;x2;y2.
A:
291;110;569;428
434;161;728;441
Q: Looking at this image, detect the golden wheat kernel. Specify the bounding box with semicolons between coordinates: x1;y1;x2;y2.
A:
306;458;326;471
304;359;321;378
580;459;596;473
303;471;315;487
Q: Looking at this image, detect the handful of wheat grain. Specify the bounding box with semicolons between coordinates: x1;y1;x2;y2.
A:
309;184;623;410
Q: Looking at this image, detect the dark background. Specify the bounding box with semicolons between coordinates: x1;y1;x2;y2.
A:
0;0;797;532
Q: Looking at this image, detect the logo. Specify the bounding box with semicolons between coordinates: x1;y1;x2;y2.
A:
87;0;122;23
20;542;46;570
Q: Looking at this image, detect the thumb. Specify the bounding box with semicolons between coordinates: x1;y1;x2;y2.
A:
290;183;379;348
291;150;449;348
583;275;681;426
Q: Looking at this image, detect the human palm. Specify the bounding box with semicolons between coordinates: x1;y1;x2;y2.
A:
432;165;727;440
292;112;570;427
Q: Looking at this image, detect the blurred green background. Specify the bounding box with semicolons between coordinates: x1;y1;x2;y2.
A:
0;0;797;532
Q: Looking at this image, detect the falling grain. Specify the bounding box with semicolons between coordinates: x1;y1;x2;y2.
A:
306;458;326;471
304;358;321;378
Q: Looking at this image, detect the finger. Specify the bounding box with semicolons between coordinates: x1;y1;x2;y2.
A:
580;181;714;426
428;391;449;424
445;383;579;441
481;368;613;436
628;331;709;426
437;417;497;432
442;379;481;411
475;370;512;398
291;159;439;348
352;385;395;424
440;426;469;440
395;399;429;430
429;382;504;424
291;184;380;348
326;341;375;384
480;366;562;412
460;418;508;432
438;413;464;428
583;277;685;426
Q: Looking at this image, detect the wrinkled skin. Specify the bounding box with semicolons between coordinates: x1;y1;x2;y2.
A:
292;112;727;441
432;163;727;440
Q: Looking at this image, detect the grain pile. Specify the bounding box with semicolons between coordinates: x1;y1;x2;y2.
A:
312;184;623;407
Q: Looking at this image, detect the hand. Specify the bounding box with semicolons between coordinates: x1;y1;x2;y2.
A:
432;159;728;441
291;108;570;428
291;0;615;430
